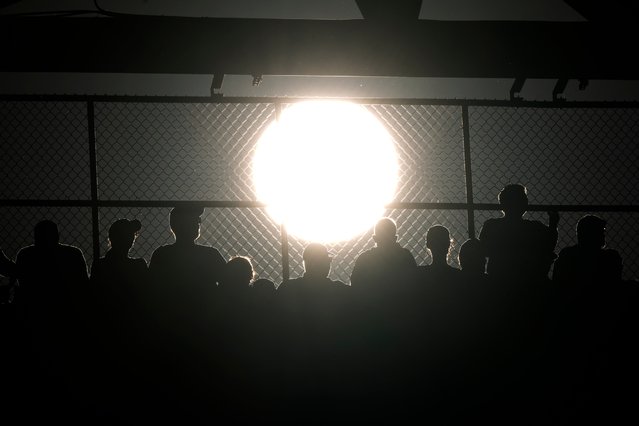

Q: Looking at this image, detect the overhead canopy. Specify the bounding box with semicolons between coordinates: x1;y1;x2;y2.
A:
2;16;637;80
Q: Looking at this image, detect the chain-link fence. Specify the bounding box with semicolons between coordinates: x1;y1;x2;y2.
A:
1;97;637;285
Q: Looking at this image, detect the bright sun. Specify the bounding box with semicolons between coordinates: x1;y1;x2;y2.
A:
253;101;399;243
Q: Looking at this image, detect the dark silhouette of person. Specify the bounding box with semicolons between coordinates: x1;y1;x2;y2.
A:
278;243;348;299
479;184;559;283
90;218;147;287
149;206;226;307
550;215;630;421
146;206;227;418
219;255;254;295
89;219;148;418
418;225;461;284
553;215;623;286
14;220;89;409
219;260;278;421
277;242;349;332
275;243;350;421
350;217;417;292
251;277;276;295
220;255;278;310
16;220;89;310
458;238;488;283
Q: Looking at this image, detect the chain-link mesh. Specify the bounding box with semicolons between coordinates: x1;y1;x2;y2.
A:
470;107;639;205
368;105;466;203
0;101;90;200
1;99;637;285
95;102;274;201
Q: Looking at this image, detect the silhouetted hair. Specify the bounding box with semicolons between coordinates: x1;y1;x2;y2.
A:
498;184;528;210
34;220;59;247
108;218;141;249
374;217;397;245
301;242;333;278
226;256;255;285
303;243;332;269
168;206;204;241
459;238;485;272
251;278;276;292
426;225;451;255
577;215;607;247
303;243;332;263
170;206;204;229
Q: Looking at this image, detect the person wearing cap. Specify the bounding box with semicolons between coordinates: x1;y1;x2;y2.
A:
553;214;623;285
149;206;226;305
89;219;148;398
478;184;559;283
350;217;417;292
90;218;147;287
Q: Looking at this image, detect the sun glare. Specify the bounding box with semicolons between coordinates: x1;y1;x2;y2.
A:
253;101;398;243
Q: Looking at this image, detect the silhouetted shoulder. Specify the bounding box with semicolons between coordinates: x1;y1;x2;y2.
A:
556;245;579;260
398;246;418;266
130;257;148;269
478;218;500;239
16;244;36;260
91;255;147;282
149;244;174;264
277;277;299;293
279;276;347;295
354;245;416;268
59;243;87;260
195;244;226;262
554;245;622;285
0;248;16;278
60;244;89;281
418;264;461;277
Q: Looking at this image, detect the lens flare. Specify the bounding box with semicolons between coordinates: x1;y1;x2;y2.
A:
253;101;398;243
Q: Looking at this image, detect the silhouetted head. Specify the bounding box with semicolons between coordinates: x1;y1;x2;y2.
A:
224;256;255;287
577;215;606;249
459;238;486;275
251;278;276;295
108;218;141;252
169;206;204;242
34;220;59;248
498;184;528;218
373;217;398;247
303;243;333;278
426;225;451;259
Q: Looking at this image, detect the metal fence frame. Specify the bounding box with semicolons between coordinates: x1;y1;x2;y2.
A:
1;94;638;280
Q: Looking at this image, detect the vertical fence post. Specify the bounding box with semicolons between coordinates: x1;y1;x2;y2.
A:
87;101;100;261
280;224;290;282
461;105;476;239
275;102;290;281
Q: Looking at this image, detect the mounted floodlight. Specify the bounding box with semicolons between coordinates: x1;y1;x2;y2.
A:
253;101;399;243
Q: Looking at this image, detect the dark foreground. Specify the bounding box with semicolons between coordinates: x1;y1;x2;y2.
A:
2;279;638;425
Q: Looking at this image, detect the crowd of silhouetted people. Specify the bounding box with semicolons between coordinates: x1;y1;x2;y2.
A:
1;183;637;424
